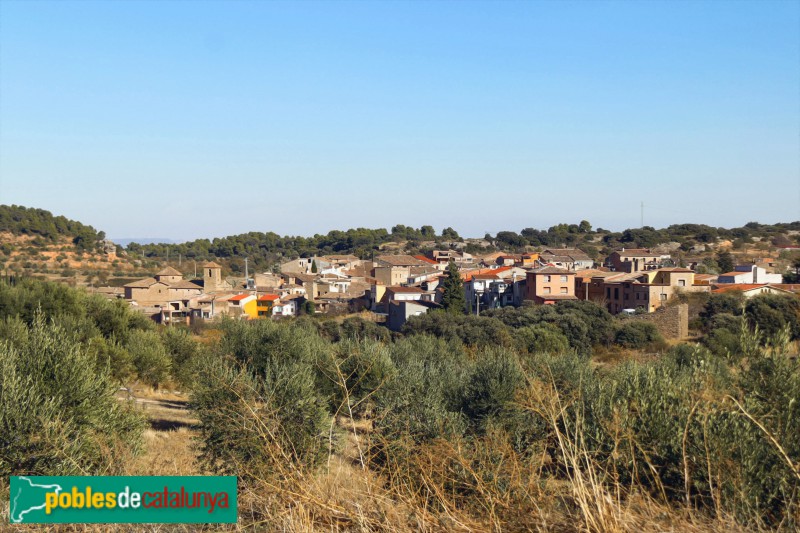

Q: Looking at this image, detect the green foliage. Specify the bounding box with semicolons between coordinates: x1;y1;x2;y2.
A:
339;316;390;343
614;321;664;348
716;250;734;273
374;335;470;444
318;339;396;417
192;321;332;476
700;292;745;328
126;330;172;389
459;349;524;433
0;204;104;250
441;260;466;314
514;324;570;354
161;326;205;388
486;300;614;355
0;313;144;477
403;311;513;347
744;293;800;340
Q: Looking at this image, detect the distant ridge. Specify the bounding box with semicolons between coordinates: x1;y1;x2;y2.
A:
111;238;178;246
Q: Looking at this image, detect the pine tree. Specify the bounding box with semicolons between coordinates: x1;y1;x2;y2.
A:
311;260;318;273
716;250;734;273
441;260;466;314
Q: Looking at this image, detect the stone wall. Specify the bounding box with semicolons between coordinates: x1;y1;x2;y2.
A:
619;304;689;340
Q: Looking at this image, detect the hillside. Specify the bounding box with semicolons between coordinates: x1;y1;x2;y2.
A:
2;204;799;283
0;205;152;285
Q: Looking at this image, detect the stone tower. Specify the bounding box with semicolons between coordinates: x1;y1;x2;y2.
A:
203;261;223;292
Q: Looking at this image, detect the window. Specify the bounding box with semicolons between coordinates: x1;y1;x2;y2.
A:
560;275;568;282
606;288;611;298
543;287;551;294
544;275;551;282
560;287;568;294
678;279;686;287
614;288;619;299
660;293;667;300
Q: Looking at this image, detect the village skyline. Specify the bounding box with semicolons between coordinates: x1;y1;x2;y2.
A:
2;1;799;240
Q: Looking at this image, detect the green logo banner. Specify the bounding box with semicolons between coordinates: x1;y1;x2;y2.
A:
9;476;237;524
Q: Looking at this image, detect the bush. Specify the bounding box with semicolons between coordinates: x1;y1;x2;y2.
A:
126;329;171;389
192;354;331;477
614;321;663;348
0;314;144;477
514;324;570;355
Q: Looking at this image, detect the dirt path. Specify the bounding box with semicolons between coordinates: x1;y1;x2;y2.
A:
125;392;203;476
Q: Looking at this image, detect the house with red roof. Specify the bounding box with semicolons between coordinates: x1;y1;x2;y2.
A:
228;293;258;319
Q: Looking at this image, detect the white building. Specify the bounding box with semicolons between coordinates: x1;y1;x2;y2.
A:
717;265;783;284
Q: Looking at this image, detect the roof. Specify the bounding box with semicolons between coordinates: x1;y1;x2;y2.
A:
542;248;592;261
390;299;441;309
711;284;768;294
615;249;659;258
228;293;254;302
156;266;183;277
258;294;280;301
168;280;204;290
472;273;501;280
719;271;748;277
124;277;158;288
288;272;316;282
203;261;223;268
530;266;576;275
462;265;512;282
386;286;425;293
376;254;428;267
323;254;360;262
281;293;305;300
409;266;440;277
413;255;439;265
656;267;694;273
575;269;618;280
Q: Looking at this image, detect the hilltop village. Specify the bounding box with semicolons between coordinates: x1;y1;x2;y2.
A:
111;246;798;332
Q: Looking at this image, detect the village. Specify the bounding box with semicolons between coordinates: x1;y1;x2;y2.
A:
107;245;799;332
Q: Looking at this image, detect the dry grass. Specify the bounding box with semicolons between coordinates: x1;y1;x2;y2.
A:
5;384;776;532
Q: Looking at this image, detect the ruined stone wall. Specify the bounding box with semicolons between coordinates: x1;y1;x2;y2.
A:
619;304;689;340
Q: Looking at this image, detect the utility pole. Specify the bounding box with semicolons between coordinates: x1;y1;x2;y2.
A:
244;257;249;281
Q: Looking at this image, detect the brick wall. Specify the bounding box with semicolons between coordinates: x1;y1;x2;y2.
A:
619;304;689;340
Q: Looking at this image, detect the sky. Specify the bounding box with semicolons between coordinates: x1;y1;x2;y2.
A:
1;0;798;242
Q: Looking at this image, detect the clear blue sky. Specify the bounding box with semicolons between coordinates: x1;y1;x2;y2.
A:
1;0;798;241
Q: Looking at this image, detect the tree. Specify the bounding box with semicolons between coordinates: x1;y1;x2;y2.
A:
441;227;460;241
717;250;734;273
311;260;318;273
441;260;466;314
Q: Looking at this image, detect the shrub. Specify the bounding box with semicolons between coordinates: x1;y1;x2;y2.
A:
0;314;144;477
192;353;331;477
514;324;570;355
613;321;663;348
126;329;171;389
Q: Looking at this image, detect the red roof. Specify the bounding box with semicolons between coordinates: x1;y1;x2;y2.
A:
712;284;767;293
258;294;280;301
462;266;512;282
413;255;438;265
228;294;253;302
